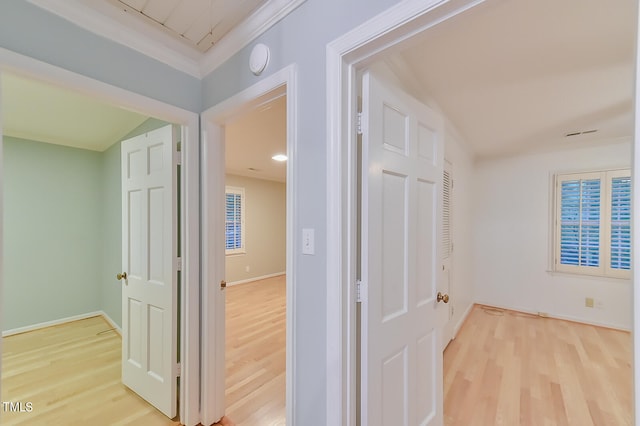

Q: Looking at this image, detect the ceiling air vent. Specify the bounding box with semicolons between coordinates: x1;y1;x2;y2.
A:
565;129;598;137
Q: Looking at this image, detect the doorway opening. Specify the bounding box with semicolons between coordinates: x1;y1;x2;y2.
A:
201;65;296;426
327;0;635;423
0;56;200;425
223;94;288;424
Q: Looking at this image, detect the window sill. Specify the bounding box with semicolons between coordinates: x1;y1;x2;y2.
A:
545;269;631;282
225;251;246;257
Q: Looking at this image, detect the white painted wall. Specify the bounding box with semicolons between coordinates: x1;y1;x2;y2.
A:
473;139;632;330
225;174;286;283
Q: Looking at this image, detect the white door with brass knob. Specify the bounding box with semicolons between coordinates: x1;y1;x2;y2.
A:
359;69;444;426
121;125;179;418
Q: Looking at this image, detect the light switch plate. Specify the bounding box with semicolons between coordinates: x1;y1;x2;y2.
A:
302;228;315;255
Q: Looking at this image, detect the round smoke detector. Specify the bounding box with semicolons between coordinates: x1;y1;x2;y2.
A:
249;43;270;76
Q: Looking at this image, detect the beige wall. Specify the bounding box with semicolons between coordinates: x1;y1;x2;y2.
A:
225;174;286;283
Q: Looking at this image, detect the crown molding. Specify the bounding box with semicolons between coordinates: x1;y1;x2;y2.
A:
26;0;306;80
199;0;306;77
27;0;201;78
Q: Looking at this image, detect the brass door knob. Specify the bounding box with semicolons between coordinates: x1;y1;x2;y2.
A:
220;280;227;289
437;292;449;303
116;272;128;281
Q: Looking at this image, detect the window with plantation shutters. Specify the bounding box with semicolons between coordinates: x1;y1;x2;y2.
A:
554;169;630;278
225;186;245;255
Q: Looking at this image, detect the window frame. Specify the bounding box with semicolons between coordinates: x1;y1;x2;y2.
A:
553;168;631;279
225;186;246;256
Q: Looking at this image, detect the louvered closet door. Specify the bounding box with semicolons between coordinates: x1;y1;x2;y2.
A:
440;161;454;351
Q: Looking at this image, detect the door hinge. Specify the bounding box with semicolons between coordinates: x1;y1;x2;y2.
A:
174;362;181;377
176;257;182;272
356;279;364;303
175;142;182;165
357;112;363;135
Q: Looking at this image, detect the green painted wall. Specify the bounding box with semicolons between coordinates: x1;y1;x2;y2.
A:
3;137;103;330
100;141;122;328
99;118;171;329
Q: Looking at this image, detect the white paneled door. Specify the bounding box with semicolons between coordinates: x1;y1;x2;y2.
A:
360;70;444;426
121;125;179;418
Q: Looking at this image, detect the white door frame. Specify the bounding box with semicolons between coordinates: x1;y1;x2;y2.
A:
0;47;201;426
325;0;639;423
200;64;297;425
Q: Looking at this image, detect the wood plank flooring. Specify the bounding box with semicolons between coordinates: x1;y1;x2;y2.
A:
224;275;286;426
2;294;631;425
444;305;633;426
1;316;180;425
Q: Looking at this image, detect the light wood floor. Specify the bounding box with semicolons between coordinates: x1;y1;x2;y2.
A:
2;296;631;425
1;316;180;425
224;275;286;426
444;305;633;426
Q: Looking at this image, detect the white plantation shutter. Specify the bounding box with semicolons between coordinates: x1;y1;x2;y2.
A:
607;171;631;276
555;169;631;278
225;186;245;254
559;176;601;268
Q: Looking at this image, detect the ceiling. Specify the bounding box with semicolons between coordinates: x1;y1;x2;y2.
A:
1;73;149;152
387;0;635;159
4;0;636;167
104;0;268;53
28;0;306;77
225;95;287;182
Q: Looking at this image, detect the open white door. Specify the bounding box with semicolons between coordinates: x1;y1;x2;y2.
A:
120;124;179;418
360;70;444;425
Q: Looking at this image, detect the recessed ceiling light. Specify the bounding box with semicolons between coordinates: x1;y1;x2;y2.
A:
272;154;288;162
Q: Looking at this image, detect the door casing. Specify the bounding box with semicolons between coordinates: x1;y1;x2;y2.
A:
0;47;201;426
200;64;297;426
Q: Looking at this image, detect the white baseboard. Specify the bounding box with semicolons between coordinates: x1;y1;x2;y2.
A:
2;310;122;337
99;311;122;335
474;300;630;332
227;271;285;287
452;302;474;338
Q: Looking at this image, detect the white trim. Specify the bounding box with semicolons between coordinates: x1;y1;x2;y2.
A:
26;0;201;78
474;302;631;332
100;311;123;335
26;0;306;79
227;272;286;287
180;108;201;426
201;64;297;425
452;302;473;338
326;0;490;423
0;48;201;426
199;0;306;76
2;311;107;337
633;3;640;422
0;70;4;405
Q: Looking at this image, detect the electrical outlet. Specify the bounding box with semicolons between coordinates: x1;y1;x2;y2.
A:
585;297;594;308
595;299;604;309
245;266;250;272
